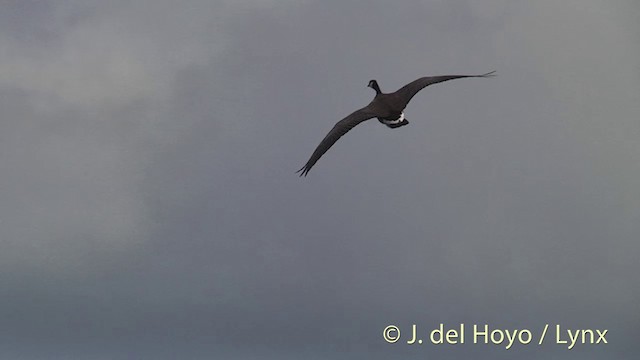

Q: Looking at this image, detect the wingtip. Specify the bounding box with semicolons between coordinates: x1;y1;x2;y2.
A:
481;70;496;77
296;166;309;177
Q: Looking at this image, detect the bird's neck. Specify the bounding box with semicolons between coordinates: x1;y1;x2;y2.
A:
371;82;382;95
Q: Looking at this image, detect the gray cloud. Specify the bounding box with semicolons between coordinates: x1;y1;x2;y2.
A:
1;1;638;359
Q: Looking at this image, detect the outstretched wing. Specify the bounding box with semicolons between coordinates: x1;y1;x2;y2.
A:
297;107;375;177
394;71;496;108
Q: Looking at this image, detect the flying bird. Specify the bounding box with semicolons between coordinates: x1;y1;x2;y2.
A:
297;71;496;176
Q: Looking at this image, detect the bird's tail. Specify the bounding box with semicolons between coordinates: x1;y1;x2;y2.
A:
385;119;409;129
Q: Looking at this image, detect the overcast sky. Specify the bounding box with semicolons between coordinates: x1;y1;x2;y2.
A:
1;1;639;359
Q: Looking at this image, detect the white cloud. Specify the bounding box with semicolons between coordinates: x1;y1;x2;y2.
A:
0;1;227;107
0;1;227;272
0;0;307;275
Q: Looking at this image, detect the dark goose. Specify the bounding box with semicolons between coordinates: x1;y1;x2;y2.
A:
297;71;496;176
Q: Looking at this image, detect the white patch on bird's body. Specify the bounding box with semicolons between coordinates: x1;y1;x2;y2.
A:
381;112;405;125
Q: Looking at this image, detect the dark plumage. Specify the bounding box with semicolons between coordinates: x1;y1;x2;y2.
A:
297;71;495;176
